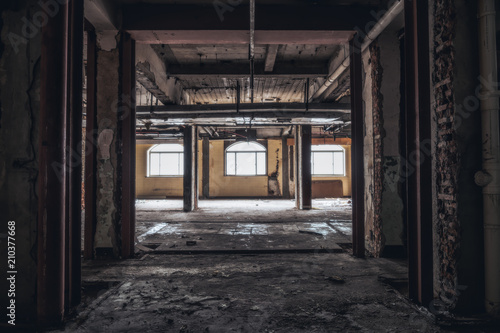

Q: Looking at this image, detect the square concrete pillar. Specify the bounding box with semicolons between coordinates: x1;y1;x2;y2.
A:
295;125;312;210
184;126;199;212
85;31;136;259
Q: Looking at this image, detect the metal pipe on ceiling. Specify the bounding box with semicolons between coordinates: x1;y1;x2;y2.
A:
310;0;404;102
249;0;255;103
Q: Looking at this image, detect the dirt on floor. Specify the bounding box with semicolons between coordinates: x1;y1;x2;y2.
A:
55;252;445;333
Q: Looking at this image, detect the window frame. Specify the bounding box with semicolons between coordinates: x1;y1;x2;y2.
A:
311;144;346;177
224;141;267;177
147;144;184;177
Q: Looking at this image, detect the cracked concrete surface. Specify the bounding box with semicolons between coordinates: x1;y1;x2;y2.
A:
59;253;441;333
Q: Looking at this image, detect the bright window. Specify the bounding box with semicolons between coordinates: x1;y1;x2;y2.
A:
148;144;184;176
226;141;266;176
311;145;345;176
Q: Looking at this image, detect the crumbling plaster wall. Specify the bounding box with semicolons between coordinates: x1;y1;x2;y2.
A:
363;32;404;258
93;32;122;257
0;0;40;325
431;0;483;312
135;44;186;105
362;45;376;255
378;30;404;250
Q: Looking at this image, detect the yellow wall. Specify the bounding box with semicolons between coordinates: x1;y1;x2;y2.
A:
136;144;184;198
311;145;352;197
136;140;350;198
208;140;283;197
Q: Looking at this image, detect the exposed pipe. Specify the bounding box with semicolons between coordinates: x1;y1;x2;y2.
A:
249;0;255;103
310;0;404;102
476;0;500;316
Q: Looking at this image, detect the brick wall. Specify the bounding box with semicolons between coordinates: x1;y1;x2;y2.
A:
369;41;384;257
432;0;460;307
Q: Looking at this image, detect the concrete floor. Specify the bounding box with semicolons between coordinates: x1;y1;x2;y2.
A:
61;199;498;332
63;253;442;333
135;199;352;253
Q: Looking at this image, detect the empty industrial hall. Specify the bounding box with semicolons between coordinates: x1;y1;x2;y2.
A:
1;0;500;331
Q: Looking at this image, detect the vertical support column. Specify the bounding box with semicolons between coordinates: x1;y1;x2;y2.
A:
37;0;69;326
120;32;136;258
350;37;365;258
202;137;210;199
66;0;84;307
184;126;199;212
294;126;299;207
84;26;97;260
296;125;312;210
404;0;433;306
282;136;290;199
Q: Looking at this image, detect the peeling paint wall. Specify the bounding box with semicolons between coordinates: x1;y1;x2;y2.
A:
364;30;405;258
379;30;404;250
0;0;40;325
92;33;125;258
363;44;376;256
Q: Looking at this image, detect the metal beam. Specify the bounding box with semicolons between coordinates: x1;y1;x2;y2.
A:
38;1;68;326
67;0;84;309
123;4;375;33
84;27;97;260
168;63;327;78
202;137;210;199
282;136;290;199
137;103;350;114
350;38;365;259
404;0;433;306
131;30;354;45
264;45;279;72
120;32;136;259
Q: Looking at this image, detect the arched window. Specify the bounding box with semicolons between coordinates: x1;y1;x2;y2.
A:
226;141;266;176
311;144;345;176
148;144;184;176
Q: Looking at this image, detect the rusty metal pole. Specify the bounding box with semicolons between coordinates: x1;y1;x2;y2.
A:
349;37;365;258
66;0;84;308
120;32;136;258
404;0;433;306
38;0;69;326
84;25;97;260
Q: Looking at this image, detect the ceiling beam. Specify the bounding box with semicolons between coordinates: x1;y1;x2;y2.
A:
137;111;348;121
168;63;327;78
136;44;183;104
122;4;375;32
84;0;120;31
136;103;350;121
264;45;279;72
128;30;354;45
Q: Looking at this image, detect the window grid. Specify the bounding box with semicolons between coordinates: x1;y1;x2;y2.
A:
311;150;345;176
149;152;183;176
225;142;267;176
226;151;266;176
